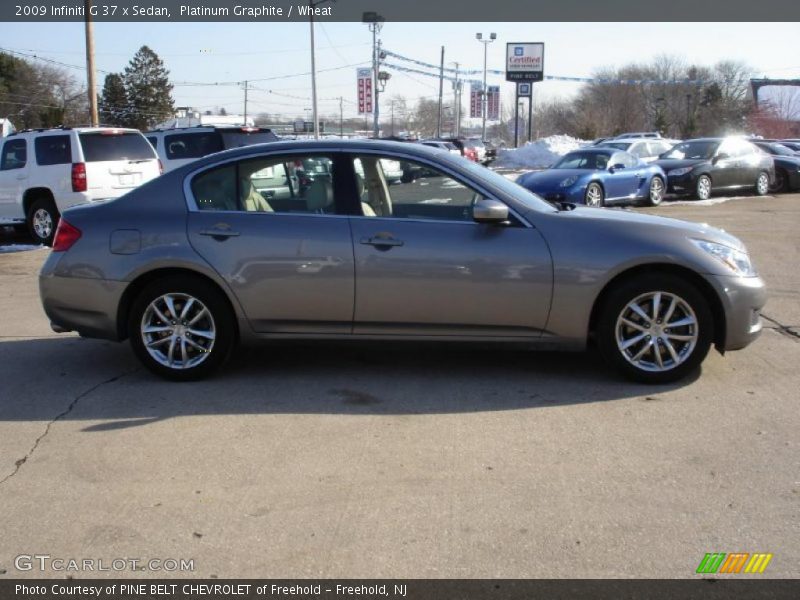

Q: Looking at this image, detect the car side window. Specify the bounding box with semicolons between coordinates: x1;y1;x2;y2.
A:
353;155;484;222
35;135;72;166
190;155;338;215
165;132;223;160
1;139;27;170
146;136;158;150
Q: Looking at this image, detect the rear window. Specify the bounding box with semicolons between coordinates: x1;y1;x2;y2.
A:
35;135;72;165
164;132;223;160
219;129;279;149
79;132;156;162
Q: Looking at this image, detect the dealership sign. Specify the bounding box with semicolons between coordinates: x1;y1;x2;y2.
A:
357;68;372;114
506;43;544;82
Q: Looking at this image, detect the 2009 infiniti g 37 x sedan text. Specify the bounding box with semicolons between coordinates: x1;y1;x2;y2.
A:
39;140;766;383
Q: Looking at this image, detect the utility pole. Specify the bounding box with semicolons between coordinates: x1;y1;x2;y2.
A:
242;80;248;124
339;96;344;138
451;62;461;138
476;33;496;142
309;9;319;139
436;46;445;138
363;12;385;139
84;0;98;127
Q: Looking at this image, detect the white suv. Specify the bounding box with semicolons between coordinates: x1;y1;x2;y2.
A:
0;127;161;245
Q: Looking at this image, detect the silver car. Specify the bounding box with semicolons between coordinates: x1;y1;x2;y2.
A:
39;140;766;383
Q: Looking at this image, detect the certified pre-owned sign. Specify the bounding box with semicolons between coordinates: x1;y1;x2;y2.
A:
506;43;545;82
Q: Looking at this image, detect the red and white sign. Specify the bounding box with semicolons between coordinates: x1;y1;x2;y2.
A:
357;68;373;114
469;83;481;119
487;86;500;121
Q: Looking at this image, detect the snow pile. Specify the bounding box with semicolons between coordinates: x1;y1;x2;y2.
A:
495;135;588;169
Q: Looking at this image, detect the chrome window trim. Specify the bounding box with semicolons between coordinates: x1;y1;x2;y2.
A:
182;146;532;228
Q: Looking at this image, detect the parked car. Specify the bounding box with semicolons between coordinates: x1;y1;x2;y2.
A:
516;147;667;207
0;126;161;245
749;141;800;192
464;138;488;163
596;138;676;163
655;138;775;200
39;139;765;384
146;125;279;172
420;140;462;157
613;132;663;139
777;140;800;154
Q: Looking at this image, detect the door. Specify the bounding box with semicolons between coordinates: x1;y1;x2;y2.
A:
348;154;552;337
710;139;739;189
603;152;639;200
186;153;356;334
0;138;28;221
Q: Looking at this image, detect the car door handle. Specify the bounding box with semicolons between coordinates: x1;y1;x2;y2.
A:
199;228;240;239
16;174;26;180
360;236;404;248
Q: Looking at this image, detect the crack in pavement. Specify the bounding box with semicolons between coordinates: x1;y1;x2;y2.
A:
0;368;140;486
762;314;800;341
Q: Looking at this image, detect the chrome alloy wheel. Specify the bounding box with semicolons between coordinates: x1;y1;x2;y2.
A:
649;177;664;204
696;176;711;200
140;293;216;369
615;291;699;372
32;208;53;240
756;172;769;195
586;184;603;207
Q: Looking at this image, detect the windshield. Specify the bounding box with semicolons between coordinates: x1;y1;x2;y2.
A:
662;141;719;160
553;151;610;170
79;132;156;162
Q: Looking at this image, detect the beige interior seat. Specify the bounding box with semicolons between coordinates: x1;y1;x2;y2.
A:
240;178;273;212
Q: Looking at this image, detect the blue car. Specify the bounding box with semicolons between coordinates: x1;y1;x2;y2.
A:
516;148;667;207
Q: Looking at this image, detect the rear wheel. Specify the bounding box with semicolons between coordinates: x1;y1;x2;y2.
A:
597;273;713;384
128;276;236;381
755;171;770;196
645;176;665;206
27;197;60;246
695;175;712;201
585;182;605;207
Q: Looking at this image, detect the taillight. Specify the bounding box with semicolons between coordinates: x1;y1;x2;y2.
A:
71;162;87;192
52;218;82;252
158;159;164;174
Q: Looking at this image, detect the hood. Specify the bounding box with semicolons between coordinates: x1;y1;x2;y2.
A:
654;158;708;171
562;206;745;251
518;168;590;190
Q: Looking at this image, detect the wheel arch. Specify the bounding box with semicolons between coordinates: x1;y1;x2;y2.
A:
116;267;240;342
22;187;56;216
588;263;726;351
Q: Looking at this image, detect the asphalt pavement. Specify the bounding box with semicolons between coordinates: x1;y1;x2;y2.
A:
0;194;798;579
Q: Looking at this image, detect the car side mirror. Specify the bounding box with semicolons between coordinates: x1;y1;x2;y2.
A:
473;199;509;224
712;152;729;164
609;163;625;172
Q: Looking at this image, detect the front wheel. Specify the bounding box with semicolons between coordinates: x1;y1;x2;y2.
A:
695;175;712;201
755;171;770;196
597;274;713;384
585;182;605;207
645;176;665;206
128;276;236;381
27;198;60;246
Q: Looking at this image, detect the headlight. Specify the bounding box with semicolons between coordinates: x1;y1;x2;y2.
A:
669;167;694;177
559;175;578;187
692;239;756;276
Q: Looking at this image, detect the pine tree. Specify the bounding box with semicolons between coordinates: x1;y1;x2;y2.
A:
122;46;174;130
99;73;129;126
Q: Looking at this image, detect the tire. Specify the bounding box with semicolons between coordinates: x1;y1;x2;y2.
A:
644;176;665;206
695;175;712;201
596;273;713;384
585;182;605;207
128;275;236;381
27;197;60;246
755;171;770;196
770;169;788;194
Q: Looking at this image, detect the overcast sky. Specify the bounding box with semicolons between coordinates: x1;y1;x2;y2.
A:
2;21;799;121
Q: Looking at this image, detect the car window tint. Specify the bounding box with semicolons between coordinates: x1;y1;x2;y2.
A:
165;132;223;160
35;135;72;166
353;155;481;222
0;139;26;170
79;132;156;162
239;155;336;214
146;136;158;149
191;164;238;211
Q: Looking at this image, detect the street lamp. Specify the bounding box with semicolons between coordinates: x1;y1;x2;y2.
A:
476;32;496;142
364;12;386;138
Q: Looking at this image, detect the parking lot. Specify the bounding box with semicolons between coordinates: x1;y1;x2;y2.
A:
0;193;798;579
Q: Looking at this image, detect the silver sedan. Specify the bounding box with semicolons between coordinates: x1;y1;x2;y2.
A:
39;140;766;383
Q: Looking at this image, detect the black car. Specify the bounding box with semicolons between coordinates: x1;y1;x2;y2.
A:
778;140;800;154
750;141;800;192
655;138;775;200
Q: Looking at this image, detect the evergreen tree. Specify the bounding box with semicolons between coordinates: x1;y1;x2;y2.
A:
122;46;174;130
99;73;129;126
